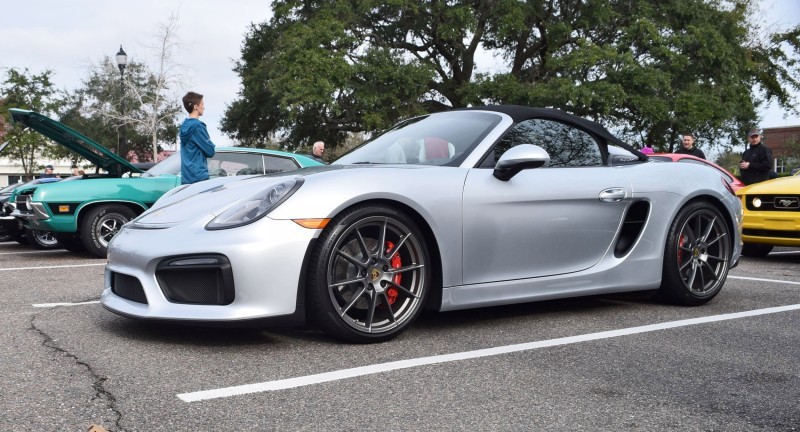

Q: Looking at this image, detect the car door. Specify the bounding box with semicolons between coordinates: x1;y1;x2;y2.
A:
462;118;631;284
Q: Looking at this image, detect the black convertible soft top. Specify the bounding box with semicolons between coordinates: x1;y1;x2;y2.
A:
458;105;647;161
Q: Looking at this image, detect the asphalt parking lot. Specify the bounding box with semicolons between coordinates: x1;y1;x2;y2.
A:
1;241;798;432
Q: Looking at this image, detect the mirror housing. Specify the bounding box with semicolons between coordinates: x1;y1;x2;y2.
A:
493;144;550;181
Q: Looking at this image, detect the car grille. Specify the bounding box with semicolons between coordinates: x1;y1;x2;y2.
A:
15;191;34;211
111;272;148;304
156;254;235;305
745;195;800;211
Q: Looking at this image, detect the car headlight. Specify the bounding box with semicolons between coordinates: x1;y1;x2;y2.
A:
206;178;302;230
752;197;761;208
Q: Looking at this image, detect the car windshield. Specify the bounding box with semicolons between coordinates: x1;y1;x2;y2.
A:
141;153;181;177
334;111;502;166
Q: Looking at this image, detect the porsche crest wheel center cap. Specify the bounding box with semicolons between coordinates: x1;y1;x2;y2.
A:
370;267;382;282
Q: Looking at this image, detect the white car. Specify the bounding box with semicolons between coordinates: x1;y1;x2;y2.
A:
102;106;742;343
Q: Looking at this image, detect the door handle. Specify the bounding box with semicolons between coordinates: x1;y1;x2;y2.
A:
599;187;626;202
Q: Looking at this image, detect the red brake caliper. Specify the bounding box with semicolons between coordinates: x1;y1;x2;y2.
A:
678;234;686;264
384;241;402;305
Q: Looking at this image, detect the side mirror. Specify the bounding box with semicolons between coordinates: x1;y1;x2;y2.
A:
493;144;550;181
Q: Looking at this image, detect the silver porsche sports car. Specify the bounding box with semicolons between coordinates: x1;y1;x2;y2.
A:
102;106;742;343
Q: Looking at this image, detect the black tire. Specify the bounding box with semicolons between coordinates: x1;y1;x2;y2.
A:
741;243;773;257
658;202;732;306
27;229;60;250
81;205;136;258
307;205;430;343
55;234;86;253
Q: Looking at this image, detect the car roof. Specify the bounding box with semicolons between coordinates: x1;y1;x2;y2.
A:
214;147;323;167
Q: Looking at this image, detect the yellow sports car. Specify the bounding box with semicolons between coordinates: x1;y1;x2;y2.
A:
737;175;800;256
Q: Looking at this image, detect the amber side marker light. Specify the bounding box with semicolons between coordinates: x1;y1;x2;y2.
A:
58;205;70;213
292;218;331;229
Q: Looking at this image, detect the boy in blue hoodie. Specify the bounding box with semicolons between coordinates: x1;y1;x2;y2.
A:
180;92;216;184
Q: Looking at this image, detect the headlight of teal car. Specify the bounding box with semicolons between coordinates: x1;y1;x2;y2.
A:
206;178;303;230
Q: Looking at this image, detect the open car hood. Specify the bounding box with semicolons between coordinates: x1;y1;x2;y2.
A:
10;108;143;175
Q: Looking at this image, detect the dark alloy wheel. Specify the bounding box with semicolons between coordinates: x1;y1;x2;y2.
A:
307;205;430;343
28;229;60;250
659;202;732;305
81;205;136;257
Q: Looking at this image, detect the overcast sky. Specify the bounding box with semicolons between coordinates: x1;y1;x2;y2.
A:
1;0;798;150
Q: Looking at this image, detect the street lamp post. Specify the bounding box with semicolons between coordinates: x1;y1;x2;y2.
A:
115;45;128;162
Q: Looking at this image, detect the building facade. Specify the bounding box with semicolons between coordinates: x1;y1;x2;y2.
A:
763;125;800;174
0;158;80;187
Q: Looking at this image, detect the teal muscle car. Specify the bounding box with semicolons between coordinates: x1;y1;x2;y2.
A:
1;109;322;257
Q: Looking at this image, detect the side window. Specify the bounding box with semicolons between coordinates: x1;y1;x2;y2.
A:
208;152;265;177
263;155;299;174
493;119;603;167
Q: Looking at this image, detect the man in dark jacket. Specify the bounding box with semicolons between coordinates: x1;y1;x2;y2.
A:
180;92;216;184
674;132;706;159
739;128;773;185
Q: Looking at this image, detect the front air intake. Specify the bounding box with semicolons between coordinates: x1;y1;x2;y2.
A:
155;254;235;305
111;272;148;304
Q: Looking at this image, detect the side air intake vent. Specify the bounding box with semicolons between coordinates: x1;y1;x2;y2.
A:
614;201;650;258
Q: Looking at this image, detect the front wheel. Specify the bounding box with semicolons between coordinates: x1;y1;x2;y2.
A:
81;205;136;258
658;202;731;306
307;205;430;343
28;229;60;250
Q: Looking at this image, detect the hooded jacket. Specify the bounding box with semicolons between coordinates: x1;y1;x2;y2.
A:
180;118;216;185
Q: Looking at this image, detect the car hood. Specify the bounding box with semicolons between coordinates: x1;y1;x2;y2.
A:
9;109;143;175
133;171;309;226
737;175;800;195
132;165;424;227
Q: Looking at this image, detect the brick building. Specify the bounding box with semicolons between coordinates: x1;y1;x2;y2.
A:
763;125;800;173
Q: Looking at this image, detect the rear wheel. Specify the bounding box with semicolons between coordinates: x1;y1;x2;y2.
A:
307;205;430;343
27;229;60;250
741;243;773;257
658;202;731;305
81;205;136;257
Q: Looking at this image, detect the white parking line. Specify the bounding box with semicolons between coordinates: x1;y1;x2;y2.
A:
33;300;100;308
0;249;66;255
729;275;800;285
0;263;106;271
177;304;800;402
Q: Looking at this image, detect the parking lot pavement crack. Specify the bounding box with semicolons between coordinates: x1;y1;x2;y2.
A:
29;312;127;432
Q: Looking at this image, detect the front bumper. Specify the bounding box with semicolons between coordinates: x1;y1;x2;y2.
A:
101;215;319;324
741;210;800;247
